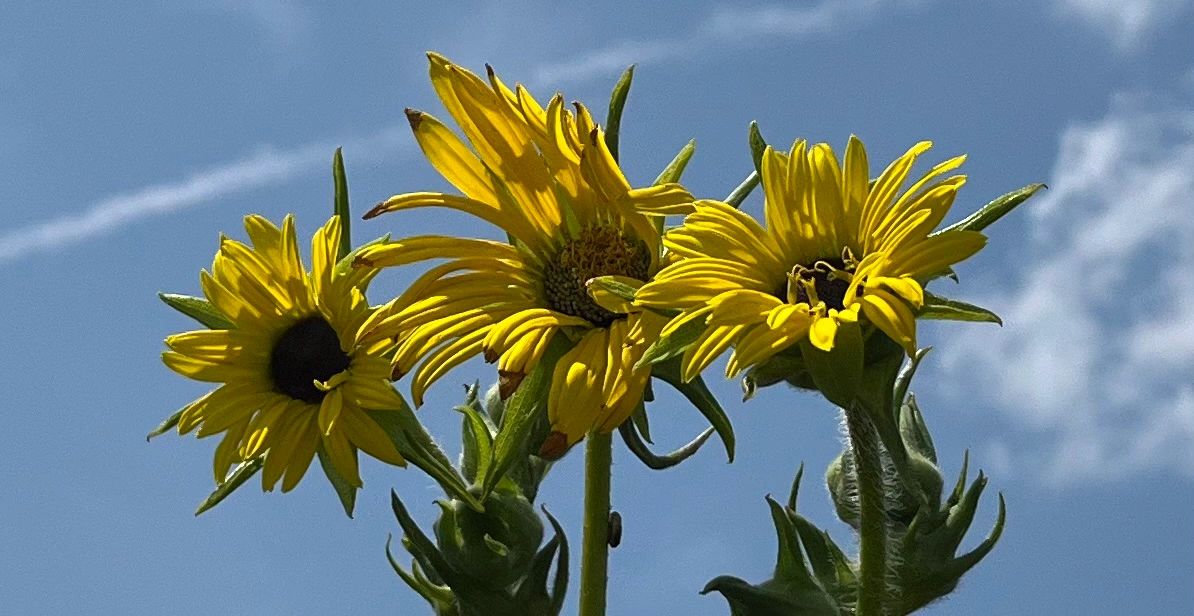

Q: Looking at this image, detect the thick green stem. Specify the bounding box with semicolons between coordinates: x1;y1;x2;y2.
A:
578;431;612;616
847;405;888;616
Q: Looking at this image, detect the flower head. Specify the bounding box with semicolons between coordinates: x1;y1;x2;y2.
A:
355;54;693;453
636;137;986;381
163;215;407;492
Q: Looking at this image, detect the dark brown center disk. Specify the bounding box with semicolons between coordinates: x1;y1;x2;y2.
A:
543;226;651;327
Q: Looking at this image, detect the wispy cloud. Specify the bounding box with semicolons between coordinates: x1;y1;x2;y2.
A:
534;0;922;85
0;127;407;265
940;91;1194;484
1054;0;1191;51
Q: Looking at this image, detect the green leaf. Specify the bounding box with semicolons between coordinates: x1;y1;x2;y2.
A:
798;322;864;409
724;171;760;208
385;535;456;609
332;147;352;260
899;394;938;464
334;232;391;276
483;334;573;497
158;293;233;329
892;347;931;413
146;406;184;441
936;182;1045;235
636;317;704;368
317;443;357;518
194;457;262;516
629;399;652;443
366;405;484;511
604;65;635;163
748;121;768;176
391;490;461;588
618;416;714;470
652;360;735;462
585;275;638;304
543;507;570;615
920;292;1002;325
457;401;495;485
653;139;696;185
766;496;817;588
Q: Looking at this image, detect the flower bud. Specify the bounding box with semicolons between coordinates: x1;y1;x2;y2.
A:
435;490;544;590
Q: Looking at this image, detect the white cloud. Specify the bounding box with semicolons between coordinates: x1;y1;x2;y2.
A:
1055;0;1191;51
534;0;921;85
0;127;406;265
940;92;1194;484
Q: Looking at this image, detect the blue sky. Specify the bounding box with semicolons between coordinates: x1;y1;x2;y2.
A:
2;1;1192;614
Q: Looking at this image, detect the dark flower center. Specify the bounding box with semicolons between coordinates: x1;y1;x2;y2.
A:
270;316;351;403
787;258;855;311
543;225;651;327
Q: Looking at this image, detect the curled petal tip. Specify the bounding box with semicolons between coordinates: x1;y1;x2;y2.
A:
538;431;570;460
363;200;388;220
404;108;423;130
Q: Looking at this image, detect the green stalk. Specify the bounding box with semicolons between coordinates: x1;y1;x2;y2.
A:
578;431;613;616
846;405;888;616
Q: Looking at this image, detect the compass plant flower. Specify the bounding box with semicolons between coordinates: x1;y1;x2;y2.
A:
353;54;693;454
162;214;407;492
635;137;986;381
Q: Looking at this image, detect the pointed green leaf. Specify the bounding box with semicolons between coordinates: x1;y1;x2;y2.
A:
949;493;1006;576
385;535;456;608
629;399;652;443
334;232;390;276
748;121;767;176
766;496;817;587
653;139;696;185
899;394;938;464
920;292;1002;325
701;575;805;615
159;293;233;329
724;171;760;208
483;334;573;496
604;65;635;163
936;182;1046;235
457;401;495;484
390;490;462;589
893;347;931;414
194;457;263;516
146;406;184;441
619;418;714;470
652;360;735;462
543;507;570;615
787;463;805;511
317;443;357;518
948;450;970;508
332;147;352;259
636;317;704;368
586;275;639;304
946;471;988;544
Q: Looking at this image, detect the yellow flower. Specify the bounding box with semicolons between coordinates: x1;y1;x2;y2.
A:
163;215;406;492
636;137;986;381
354;54;692;454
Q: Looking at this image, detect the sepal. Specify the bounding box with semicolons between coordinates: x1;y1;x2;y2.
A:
702;466;855;615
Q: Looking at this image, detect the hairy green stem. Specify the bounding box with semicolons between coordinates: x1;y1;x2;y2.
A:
847;405;888;616
578;431;613;616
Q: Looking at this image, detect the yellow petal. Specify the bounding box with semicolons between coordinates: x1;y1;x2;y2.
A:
859;288;917;354
406;109;499;204
808;315;839;351
354;235;519;269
